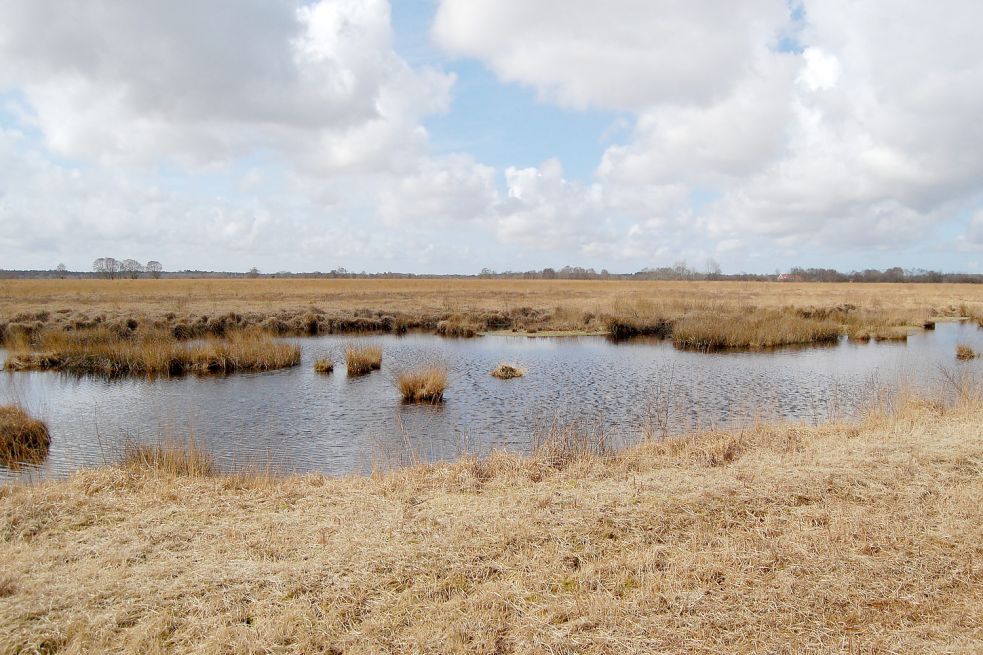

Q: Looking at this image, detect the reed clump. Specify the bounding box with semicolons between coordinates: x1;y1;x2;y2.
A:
490;363;525;379
345;344;382;375
121;440;216;477
672;311;841;350
397;365;448;403
956;344;978;360
313;358;334;374
0;405;50;465
2;326;300;376
435;315;482;338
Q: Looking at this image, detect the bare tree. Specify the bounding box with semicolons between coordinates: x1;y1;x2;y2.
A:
56;263;67;278
93;257;121;279
145;260;163;279
121;259;144;279
247;267;260;279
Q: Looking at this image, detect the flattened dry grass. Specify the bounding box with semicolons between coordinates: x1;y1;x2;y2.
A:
0;405;49;466
345;343;382;376
396;365;448;403
1;387;981;653
3;327;300;376
671;310;841;350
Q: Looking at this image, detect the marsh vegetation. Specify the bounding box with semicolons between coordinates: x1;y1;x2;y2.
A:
0;405;49;467
2;279;979;349
2;326;300;376
313;357;334;373
396;365;448;403
490;363;525;379
345;343;383;375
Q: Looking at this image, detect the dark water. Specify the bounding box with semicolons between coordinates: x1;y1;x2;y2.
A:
2;322;982;482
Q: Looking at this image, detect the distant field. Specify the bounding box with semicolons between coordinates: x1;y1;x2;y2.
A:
2;278;983;346
4;278;983;316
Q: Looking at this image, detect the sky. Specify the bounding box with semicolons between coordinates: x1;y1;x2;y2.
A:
1;0;983;275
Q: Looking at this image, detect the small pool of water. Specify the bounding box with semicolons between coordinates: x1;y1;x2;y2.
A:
2;322;981;482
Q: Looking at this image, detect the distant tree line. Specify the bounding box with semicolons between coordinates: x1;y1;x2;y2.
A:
92;258;163;279
1;262;981;283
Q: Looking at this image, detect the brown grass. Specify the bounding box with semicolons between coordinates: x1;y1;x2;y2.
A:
396;365;448;403
490;363;525;379
0;405;50;466
671;310;841;350
345;343;382;375
956;344;978;360
1;385;981;652
313;357;334;374
120;440;216;478
1;279;977;344
3;326;300;376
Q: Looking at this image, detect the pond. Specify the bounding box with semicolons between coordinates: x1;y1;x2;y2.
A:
2;322;981;482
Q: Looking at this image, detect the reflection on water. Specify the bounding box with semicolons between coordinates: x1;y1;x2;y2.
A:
2;322;981;482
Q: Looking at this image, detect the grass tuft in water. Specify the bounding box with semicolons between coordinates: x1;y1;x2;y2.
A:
0;405;50;466
397;365;448;403
956;344;978;360
491;363;525;379
345;343;382;375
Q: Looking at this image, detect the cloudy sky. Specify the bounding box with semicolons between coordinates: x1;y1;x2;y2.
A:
1;0;982;274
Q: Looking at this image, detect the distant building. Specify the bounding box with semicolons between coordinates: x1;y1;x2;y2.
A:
776;273;804;281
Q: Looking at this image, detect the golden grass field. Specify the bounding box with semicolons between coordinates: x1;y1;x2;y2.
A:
1;386;981;653
3;278;983;350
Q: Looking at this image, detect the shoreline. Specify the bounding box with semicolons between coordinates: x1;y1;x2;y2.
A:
2;387;981;652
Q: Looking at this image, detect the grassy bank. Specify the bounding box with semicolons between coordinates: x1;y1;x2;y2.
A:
3;326;300;376
1;390;981;652
1;279;979;346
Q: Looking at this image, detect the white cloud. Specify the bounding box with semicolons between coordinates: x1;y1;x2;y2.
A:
0;0;452;171
433;0;788;111
434;0;983;260
2;0;983;272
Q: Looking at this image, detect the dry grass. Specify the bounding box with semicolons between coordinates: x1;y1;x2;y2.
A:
0;405;49;467
1;279;979;344
396;365;448;403
956;344;978;360
1;385;981;652
345;343;382;376
3;326;300;376
120;440;216;478
671;310;841;350
490;363;525;379
313;357;334;374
